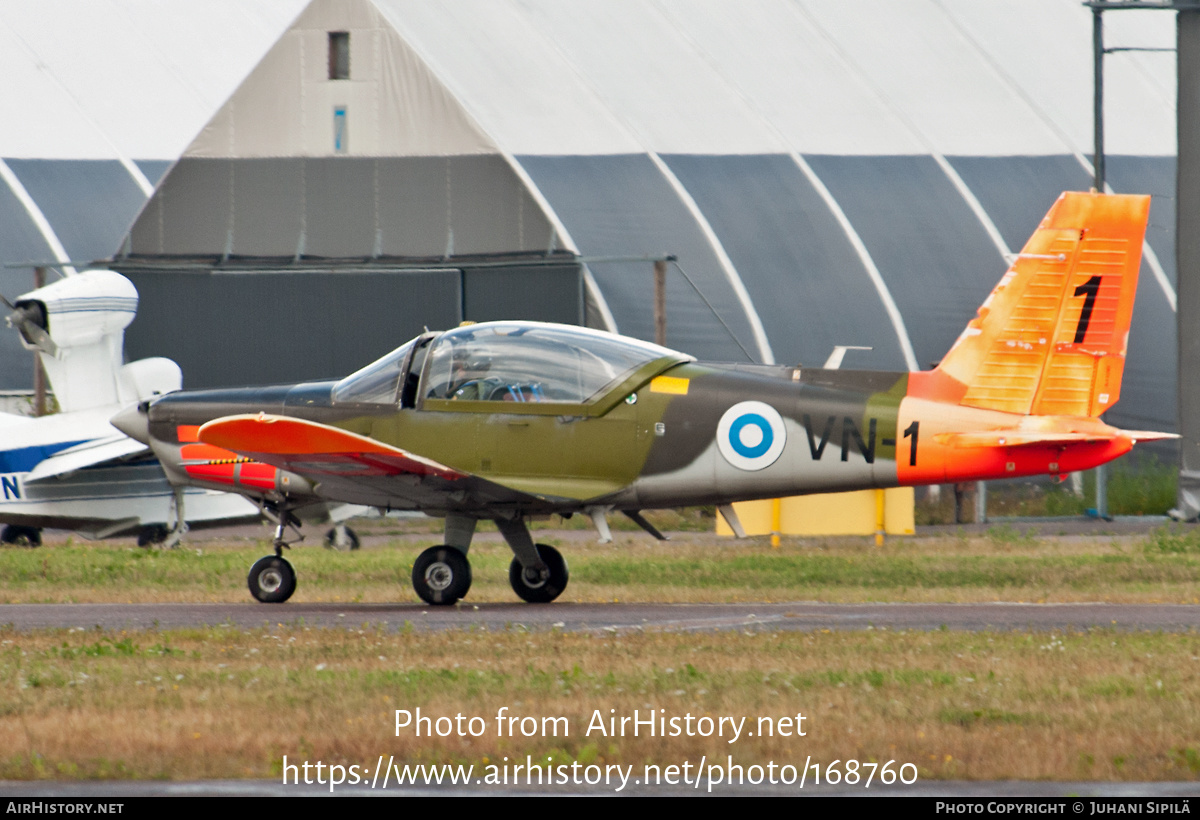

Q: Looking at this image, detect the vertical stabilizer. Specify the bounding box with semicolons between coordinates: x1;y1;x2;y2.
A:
935;192;1149;418
10;269;181;413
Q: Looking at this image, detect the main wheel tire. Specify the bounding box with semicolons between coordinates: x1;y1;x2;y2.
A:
412;546;471;606
323;525;360;551
247;555;296;603
137;525;169;548
509;544;568;603
1;525;41;547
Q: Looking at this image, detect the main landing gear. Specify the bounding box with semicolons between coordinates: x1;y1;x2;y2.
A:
508;543;568;604
138;487;191;549
323;524;360;551
241;506;570;606
1;524;41;547
247;503;302;604
412;546;472;605
409;514;569;606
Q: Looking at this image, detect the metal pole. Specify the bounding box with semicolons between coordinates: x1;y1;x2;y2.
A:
33;266;45;417
975;480;988;524
874;489;886;546
653;259;667;347
1178;3;1200;519
1092;4;1110;520
1094;5;1107;193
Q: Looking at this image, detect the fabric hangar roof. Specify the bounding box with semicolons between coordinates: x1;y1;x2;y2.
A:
0;0;1180;436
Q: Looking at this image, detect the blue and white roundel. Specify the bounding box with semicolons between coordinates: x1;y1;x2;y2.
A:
717;401;786;471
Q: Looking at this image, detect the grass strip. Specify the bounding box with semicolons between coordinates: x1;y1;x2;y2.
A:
0;625;1197;782
2;529;1199;604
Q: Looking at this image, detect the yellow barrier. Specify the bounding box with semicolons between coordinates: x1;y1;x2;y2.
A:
714;488;915;538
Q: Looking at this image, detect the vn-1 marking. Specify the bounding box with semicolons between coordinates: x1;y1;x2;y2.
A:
801;414;894;464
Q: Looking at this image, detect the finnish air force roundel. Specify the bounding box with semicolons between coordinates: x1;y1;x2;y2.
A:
717;401;786;471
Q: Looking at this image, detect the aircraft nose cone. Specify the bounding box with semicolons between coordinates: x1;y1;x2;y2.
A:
110;403;150;444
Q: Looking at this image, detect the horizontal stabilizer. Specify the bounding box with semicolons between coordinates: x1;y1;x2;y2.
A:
198;414;466;480
1112;430;1180;443
940;429;1178;449
25;434;148;482
939;431;1110;449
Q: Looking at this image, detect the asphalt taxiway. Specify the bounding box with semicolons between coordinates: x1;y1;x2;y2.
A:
1;600;1198;633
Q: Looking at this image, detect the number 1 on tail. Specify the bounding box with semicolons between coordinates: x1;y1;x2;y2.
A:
1073;275;1101;343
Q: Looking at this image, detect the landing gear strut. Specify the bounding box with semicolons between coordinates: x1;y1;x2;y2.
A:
162;486;189;549
247;502;303;603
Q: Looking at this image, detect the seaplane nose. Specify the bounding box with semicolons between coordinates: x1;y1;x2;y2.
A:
110;402;150;444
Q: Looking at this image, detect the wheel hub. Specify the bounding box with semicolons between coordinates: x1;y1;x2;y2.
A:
258;568;283;593
521;566;550;588
425;561;454;591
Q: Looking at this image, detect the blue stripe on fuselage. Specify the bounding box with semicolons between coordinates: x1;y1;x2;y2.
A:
0;440;89;473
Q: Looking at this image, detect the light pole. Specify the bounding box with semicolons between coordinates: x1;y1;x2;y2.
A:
1084;1;1179;520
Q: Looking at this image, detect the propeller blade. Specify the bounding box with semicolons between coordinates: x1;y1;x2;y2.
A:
4;301;58;357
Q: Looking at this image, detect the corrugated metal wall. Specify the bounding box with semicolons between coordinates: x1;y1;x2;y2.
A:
120;263;582;388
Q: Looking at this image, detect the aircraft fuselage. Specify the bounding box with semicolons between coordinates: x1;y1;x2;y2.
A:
143;360;1129;517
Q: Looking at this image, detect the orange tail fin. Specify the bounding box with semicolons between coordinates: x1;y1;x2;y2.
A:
934;191;1149;418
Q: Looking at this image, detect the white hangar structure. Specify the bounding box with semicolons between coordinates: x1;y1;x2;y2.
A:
0;0;1179;442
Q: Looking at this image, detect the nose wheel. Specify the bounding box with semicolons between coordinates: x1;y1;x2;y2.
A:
247;503;302;603
248;555;296;603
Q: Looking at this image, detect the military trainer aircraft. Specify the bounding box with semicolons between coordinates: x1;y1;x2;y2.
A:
113;191;1170;605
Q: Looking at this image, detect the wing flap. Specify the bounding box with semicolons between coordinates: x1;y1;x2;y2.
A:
197;414;466;480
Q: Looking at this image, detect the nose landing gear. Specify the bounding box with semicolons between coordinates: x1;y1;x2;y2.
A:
246;503;303;604
248;554;296;603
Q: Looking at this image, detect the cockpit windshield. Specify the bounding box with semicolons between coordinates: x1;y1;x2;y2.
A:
422;322;686;405
331;337;417;404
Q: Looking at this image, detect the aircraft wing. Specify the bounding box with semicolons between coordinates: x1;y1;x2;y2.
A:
198;414;468;480
25;434;150;482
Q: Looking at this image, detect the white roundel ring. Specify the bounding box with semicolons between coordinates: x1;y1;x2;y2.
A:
717;401;786;471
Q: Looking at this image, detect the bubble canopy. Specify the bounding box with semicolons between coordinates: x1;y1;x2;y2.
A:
333;322;691;408
331;340;416;405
